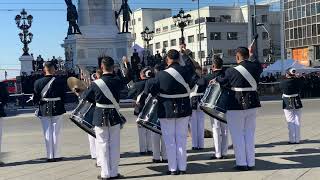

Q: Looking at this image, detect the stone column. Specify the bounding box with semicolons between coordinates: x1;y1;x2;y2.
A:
105;0;116;26
78;0;89;26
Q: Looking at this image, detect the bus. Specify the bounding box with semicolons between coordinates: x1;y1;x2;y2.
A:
1;78;17;94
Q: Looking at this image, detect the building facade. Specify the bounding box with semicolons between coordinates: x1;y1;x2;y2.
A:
284;0;320;67
124;5;281;65
119;8;172;49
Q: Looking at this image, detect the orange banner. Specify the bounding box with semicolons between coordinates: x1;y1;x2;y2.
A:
292;48;310;67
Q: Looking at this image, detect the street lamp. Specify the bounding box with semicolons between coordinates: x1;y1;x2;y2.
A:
173;8;192;44
15;9;33;56
257;23;274;63
141;26;154;52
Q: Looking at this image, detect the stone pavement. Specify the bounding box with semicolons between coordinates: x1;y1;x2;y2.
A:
1;100;320;180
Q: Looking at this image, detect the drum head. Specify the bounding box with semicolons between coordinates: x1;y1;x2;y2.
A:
200;106;227;124
70;116;96;138
137;119;162;135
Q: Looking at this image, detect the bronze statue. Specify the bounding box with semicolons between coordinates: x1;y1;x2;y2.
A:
65;0;82;35
117;0;132;33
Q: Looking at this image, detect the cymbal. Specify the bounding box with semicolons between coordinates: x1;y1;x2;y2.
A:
67;77;87;93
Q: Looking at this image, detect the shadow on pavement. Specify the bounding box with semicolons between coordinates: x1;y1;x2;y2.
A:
1;155;91;167
255;139;320;148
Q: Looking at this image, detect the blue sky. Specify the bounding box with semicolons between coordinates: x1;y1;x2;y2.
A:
0;0;259;79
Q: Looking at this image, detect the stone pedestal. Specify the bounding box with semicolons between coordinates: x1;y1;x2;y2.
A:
62;0;132;69
19;55;34;75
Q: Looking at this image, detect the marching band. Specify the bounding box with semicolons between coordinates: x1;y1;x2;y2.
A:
0;45;307;179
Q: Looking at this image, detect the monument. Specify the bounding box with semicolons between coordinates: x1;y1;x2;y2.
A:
62;0;132;69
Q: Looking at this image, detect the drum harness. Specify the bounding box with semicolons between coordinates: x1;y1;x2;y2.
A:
158;68;191;99
36;77;61;117
232;65;258;107
94;79;126;127
158;68;191;114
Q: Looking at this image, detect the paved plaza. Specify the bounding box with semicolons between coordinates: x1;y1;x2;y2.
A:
1;100;320;180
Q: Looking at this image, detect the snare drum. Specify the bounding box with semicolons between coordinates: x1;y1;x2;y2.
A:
137;95;162;135
200;83;228;123
70;100;96;137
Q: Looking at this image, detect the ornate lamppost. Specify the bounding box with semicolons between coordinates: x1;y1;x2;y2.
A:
15;9;33;56
141;26;154;51
173;8;191;45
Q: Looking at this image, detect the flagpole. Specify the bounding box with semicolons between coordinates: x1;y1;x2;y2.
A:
197;0;202;68
280;0;285;74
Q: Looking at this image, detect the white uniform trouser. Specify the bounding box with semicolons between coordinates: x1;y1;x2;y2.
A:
39;115;63;159
284;109;302;143
151;132;167;160
159;117;189;172
0;118;3;153
137;125;152;152
88;135;97;159
88;134;102;166
95;125;120;178
190;110;205;148
226;109;257;167
211;118;228;158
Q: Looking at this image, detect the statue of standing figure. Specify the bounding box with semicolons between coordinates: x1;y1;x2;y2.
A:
65;0;82;35
117;0;132;33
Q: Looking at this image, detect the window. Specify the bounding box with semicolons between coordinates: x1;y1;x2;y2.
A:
132;19;136;25
198;51;205;58
210;32;221;40
170;24;177;30
298;27;302;39
149;44;153;51
163;26;169;32
307;4;311;16
195;17;205;24
227;32;238;40
213;49;222;54
155;42;161;49
188;35;195;43
227;49;236;57
138;18;142;22
261;15;268;23
302;6;306;18
311;3;316;16
156;28;161;34
263;49;269;57
220;15;231;22
170;39;177;46
312;24;317;36
290;29;294;39
315;46;320;61
163;41;168;48
132;33;136;40
317;3;320;14
262;32;269;40
197;33;205;41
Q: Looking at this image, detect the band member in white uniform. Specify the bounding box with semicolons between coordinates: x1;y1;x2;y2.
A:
83;56;125;180
128;68;153;155
148;64;167;163
279;68;304;144
205;57;229;159
88;69;103;167
215;47;262;171
144;49;196;175
0;82;9;165
189;66;206;150
33;61;67;162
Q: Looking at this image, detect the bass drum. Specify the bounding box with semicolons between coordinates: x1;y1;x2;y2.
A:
200;83;228;124
70;100;96;138
137;95;161;135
